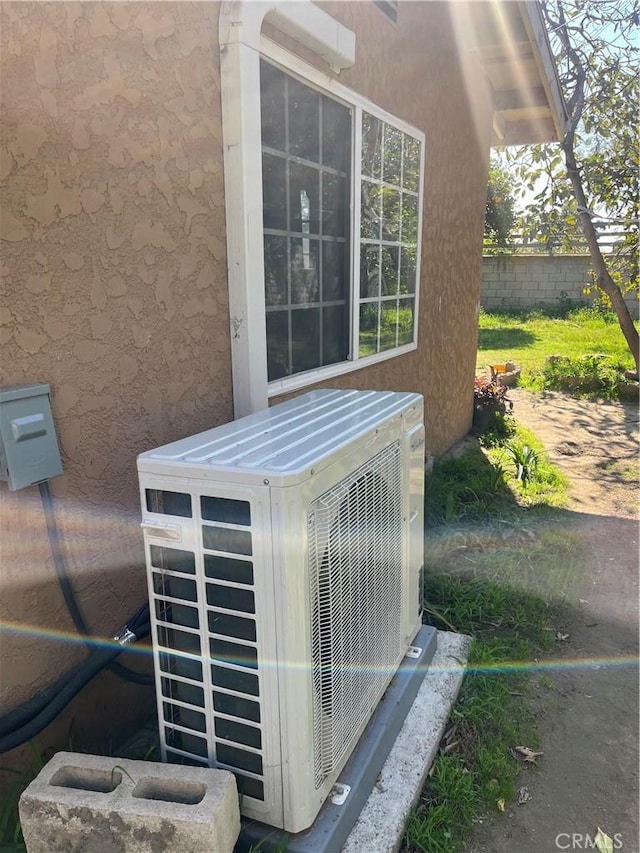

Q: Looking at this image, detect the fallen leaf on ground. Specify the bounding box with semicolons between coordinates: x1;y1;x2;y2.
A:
517;787;532;804
595;827;614;853
496;798;505;812
513;746;544;763
556;632;570;641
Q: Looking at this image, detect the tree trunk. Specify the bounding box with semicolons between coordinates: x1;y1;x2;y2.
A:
563;139;640;375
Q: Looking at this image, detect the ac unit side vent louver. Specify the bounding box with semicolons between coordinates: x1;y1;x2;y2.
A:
149;494;266;802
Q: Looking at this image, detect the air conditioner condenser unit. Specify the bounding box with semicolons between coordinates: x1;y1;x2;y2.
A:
137;388;434;834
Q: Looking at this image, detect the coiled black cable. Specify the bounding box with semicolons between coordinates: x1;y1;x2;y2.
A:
0;619;150;754
0;484;155;753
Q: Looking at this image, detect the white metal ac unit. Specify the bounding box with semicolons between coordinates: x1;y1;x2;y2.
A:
137;389;426;833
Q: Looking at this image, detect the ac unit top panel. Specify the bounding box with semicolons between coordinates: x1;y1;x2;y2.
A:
137;389;423;486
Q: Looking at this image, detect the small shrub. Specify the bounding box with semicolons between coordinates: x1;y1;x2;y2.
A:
542;353;629;398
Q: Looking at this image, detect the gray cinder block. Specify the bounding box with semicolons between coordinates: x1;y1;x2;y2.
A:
19;752;240;853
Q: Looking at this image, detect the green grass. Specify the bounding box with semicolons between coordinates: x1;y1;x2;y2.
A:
425;423;568;526
476;306;636;398
0;742;46;853
404;575;557;853
404;426;572;853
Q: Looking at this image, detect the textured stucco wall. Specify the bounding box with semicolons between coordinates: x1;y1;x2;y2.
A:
0;1;231;758
1;0;492;759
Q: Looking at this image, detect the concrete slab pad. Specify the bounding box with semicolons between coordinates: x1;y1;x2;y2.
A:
343;630;471;853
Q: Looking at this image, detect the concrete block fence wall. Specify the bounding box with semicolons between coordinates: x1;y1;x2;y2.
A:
481;254;639;319
19;752;240;853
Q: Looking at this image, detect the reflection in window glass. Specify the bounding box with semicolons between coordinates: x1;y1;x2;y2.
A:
259;63;422;378
322;241;347;302
381;247;399;296
291;308;321;373
399;247;417;295
291;239;320;304
266;310;288;381
361;183;381;241
262;154;287;231
403;136;421;192
361;113;382;180
383;125;402;186
264;236;288;306
359;112;420;357
360;246;380;299
359;302;380;357
288;77;319;162
382;188;401;241
261;60;351;381
260;62;286;150
397;298;415;346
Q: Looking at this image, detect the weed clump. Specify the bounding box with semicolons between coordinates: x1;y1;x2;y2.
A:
542;353;632;399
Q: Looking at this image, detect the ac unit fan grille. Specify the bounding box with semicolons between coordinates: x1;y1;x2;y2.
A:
308;442;403;787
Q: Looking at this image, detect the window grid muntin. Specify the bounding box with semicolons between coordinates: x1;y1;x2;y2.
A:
261;60;352;382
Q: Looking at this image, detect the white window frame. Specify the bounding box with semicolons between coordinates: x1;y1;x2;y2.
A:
220;2;424;418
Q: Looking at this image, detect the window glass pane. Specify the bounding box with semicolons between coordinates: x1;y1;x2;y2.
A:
322;242;347;302
291;308;320;373
290;238;319;304
264;236;288;306
260;61;286;150
359;302;379;356
382;188;401;241
258;68;424;380
397;297;415;346
399;247;417;294
322;305;349;365
381;247;400;295
322;97;351;172
289;164;319;234
322;174;349;237
383;125;402;186
262;154;287;231
360;246;380;298
361;113;382;180
379;300;399;352
361;183;381;240
288;77;319;162
403;135;421;192
401;193;418;244
266;310;289;380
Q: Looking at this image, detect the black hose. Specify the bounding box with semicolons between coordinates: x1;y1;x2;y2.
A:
0;644;121;754
38;481;154;686
0;616;151;742
39;480;91;638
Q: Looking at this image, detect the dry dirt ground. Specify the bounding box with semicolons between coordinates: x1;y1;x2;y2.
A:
466;389;639;853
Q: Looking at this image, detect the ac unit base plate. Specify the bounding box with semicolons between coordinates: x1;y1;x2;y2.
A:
236;624;438;853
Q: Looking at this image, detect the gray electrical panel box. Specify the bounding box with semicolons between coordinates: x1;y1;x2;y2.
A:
0;383;63;491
